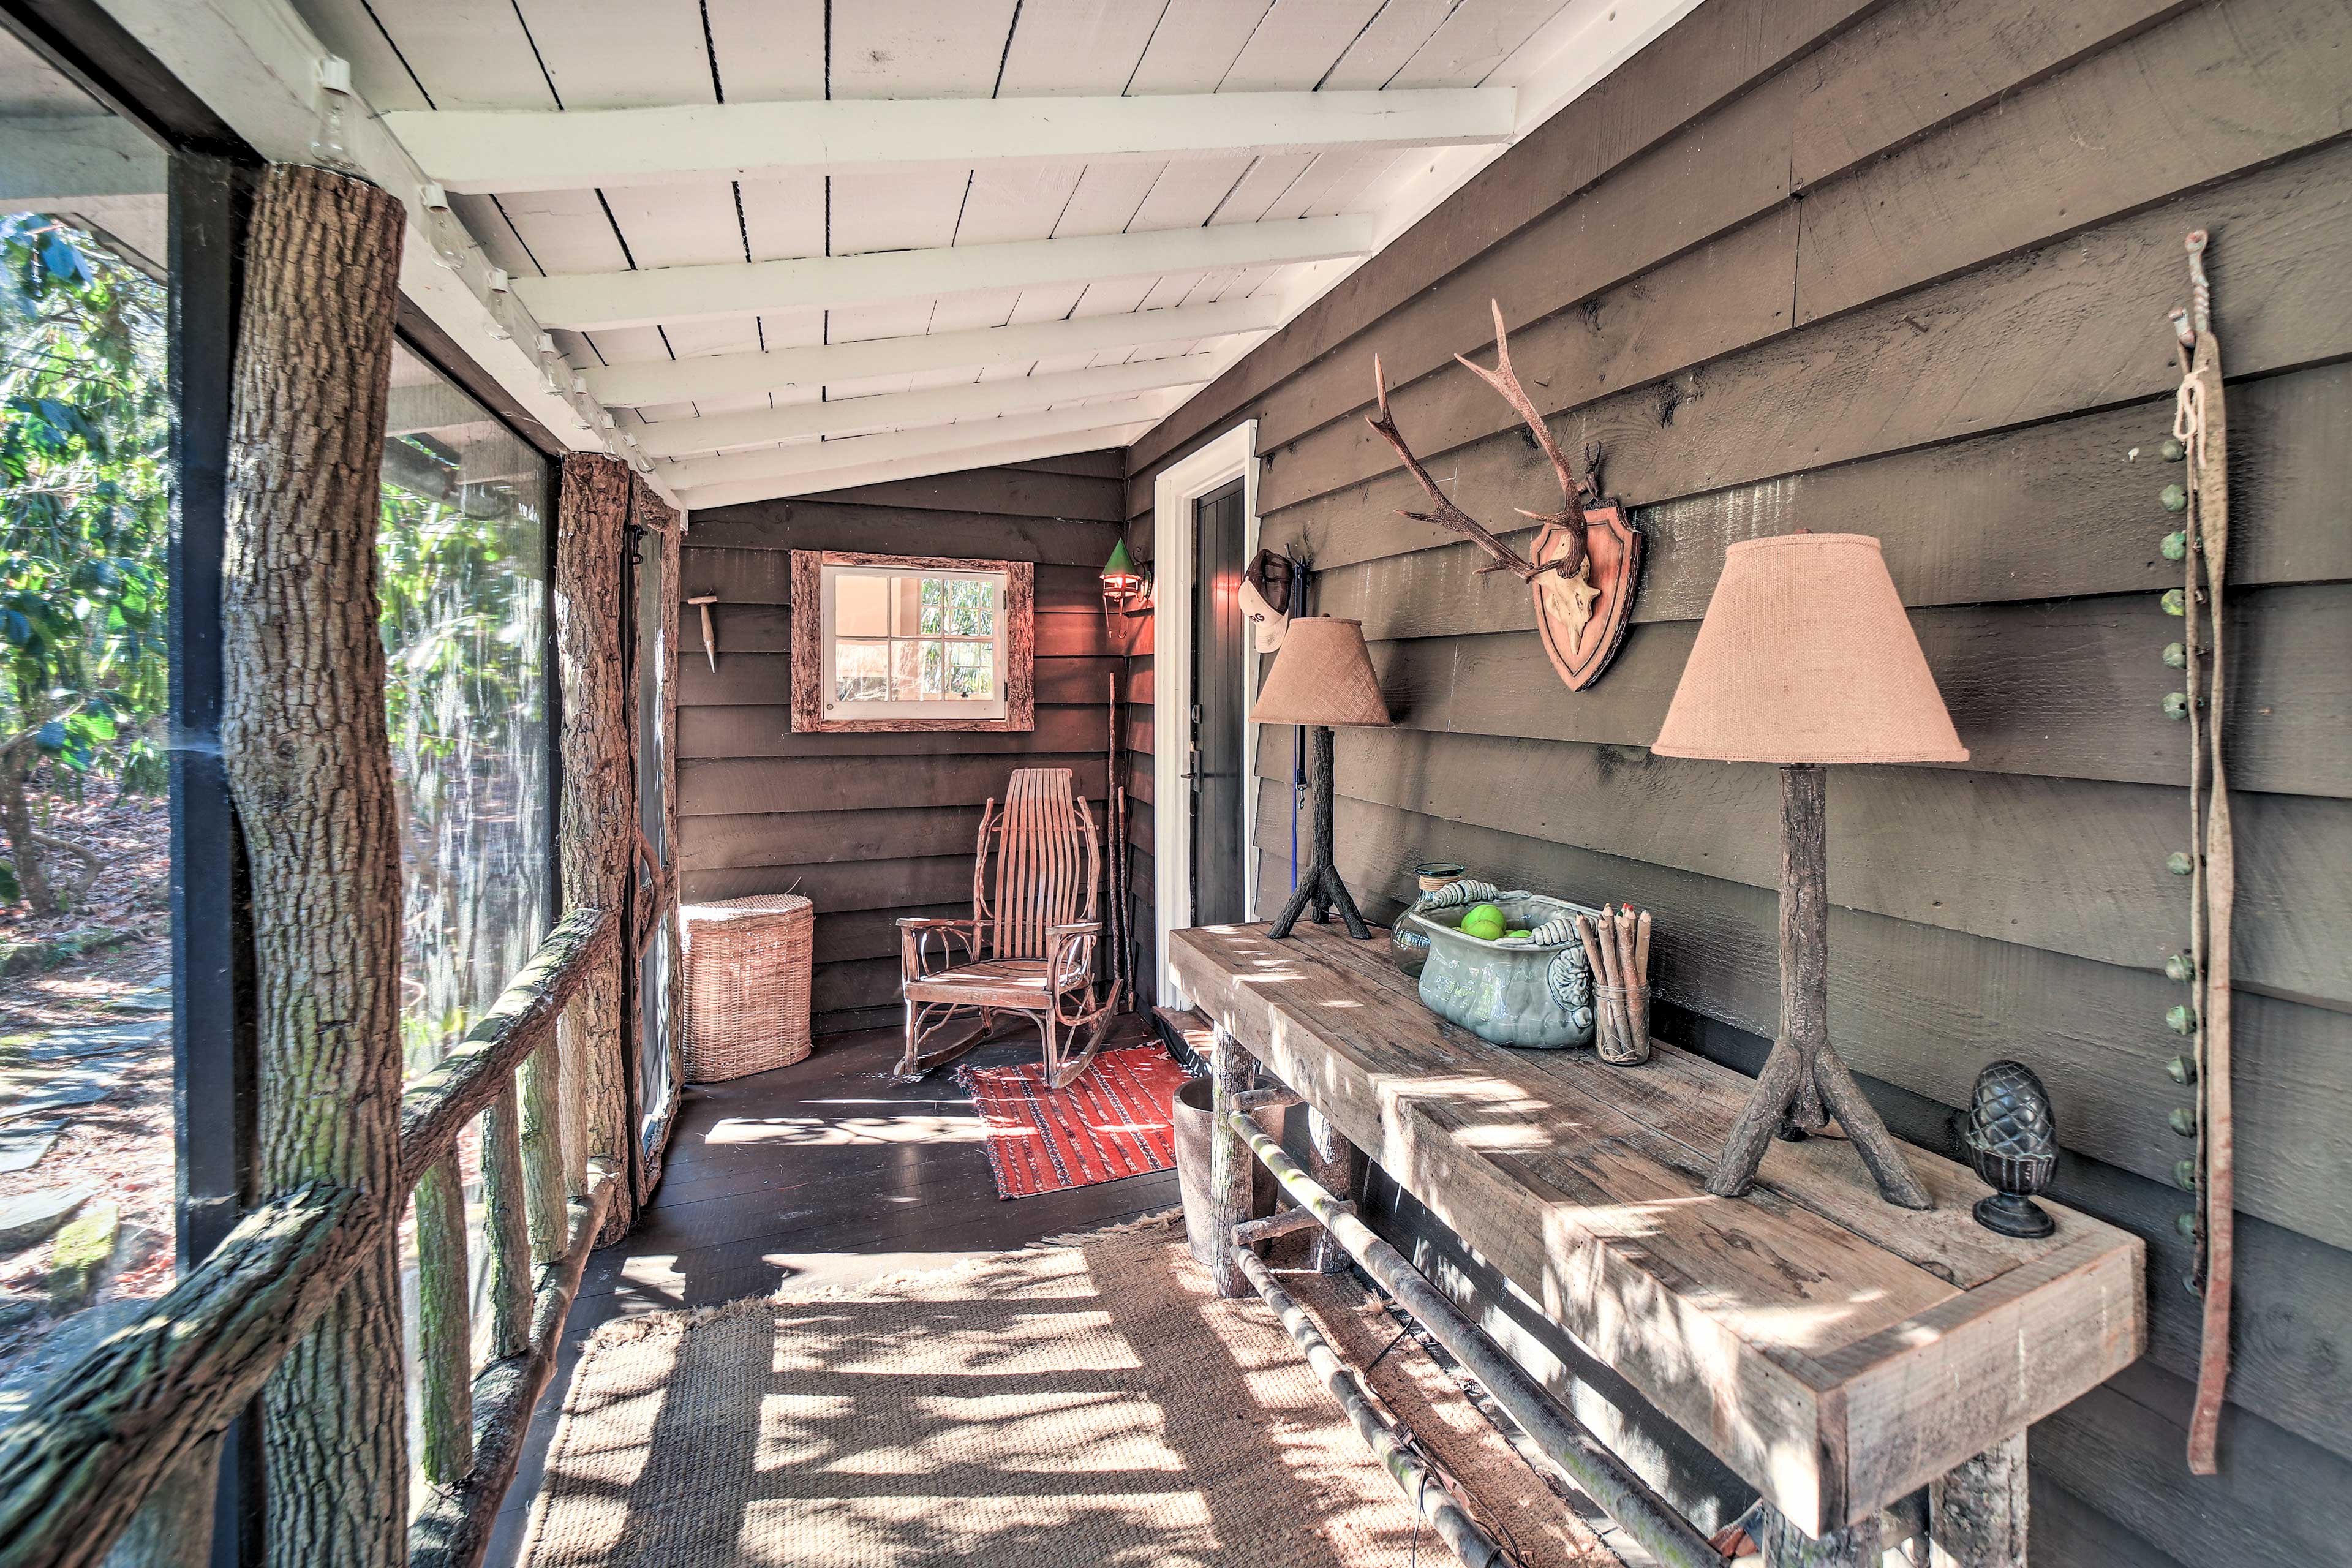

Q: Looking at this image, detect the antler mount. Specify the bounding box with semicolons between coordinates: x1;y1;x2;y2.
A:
1364;300;1605;589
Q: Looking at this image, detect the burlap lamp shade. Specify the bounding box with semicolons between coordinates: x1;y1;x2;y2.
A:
1653;533;1966;764
1251;617;1391;728
1254;619;1387;940
1654;532;1953;1213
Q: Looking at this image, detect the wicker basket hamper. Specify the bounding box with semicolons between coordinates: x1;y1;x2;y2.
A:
680;893;815;1082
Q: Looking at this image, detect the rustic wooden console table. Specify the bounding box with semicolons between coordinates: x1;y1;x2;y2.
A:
1170;920;2145;1561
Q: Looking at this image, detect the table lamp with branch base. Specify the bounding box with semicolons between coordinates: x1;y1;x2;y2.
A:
1251;617;1392;940
1654;534;1967;1210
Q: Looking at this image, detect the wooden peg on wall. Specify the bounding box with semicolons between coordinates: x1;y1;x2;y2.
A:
687;595;717;671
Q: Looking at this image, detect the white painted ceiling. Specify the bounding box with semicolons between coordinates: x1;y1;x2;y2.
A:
0;28;167;271
288;0;1691;507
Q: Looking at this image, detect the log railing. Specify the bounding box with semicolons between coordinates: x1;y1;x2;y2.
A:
0;905;619;1568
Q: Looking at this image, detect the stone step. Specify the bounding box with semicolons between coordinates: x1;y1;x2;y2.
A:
0;1183;95;1253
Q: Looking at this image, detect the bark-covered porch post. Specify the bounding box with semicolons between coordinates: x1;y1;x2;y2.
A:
555;454;638;1242
220;164;409;1567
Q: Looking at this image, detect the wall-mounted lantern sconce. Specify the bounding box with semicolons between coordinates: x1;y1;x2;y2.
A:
1101;537;1151;644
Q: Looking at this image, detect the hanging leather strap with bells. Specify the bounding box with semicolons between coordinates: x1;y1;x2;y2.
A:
2164;230;2234;1476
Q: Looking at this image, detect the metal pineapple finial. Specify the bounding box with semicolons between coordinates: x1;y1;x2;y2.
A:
1964;1060;2059;1238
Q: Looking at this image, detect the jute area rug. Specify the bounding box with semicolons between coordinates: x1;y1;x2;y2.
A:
520;1213;1613;1567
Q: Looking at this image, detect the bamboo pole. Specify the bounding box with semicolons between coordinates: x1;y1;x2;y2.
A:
221;161;411;1568
1223;1109;1722;1568
1232;1246;1504;1567
413;1158;473;1485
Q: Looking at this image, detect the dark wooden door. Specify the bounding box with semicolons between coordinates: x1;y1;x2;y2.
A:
1190;480;1247;925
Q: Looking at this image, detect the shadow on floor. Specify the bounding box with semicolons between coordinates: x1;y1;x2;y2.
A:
484;1016;1178;1567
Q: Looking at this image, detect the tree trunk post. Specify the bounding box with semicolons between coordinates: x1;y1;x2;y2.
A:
1306;1105;1364;1274
412;1156;473;1486
1755;1502;1875;1568
100;1438;222;1568
481;1082;535;1355
1929;1433;2029;1568
220;162;409;1568
1207;1023;1257;1298
555;453;638;1243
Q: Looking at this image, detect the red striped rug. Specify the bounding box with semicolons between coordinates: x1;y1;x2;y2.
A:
956;1047;1189;1200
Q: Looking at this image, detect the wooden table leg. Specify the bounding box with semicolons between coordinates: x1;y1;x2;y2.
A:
1207;1022;1257;1298
1308;1104;1365;1275
1755;1503;1875;1567
1929;1433;2028;1568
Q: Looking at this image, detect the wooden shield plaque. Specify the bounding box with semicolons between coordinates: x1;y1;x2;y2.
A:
1531;502;1642;692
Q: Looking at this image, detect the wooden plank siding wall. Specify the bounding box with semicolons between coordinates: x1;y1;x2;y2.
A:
680;453;1127;1035
1123;0;2352;1559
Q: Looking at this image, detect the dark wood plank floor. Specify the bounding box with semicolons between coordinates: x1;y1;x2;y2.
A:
484;1017;1178;1566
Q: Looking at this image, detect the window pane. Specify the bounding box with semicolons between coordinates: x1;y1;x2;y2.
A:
947;641;994;698
835;572;888;638
835;639;888;701
821;565;1009;716
0;86;177;1382
376;341;553;1503
890;575;924;637
945;579;991;637
889;638;932;701
635;534;673;1146
379;341;553;1077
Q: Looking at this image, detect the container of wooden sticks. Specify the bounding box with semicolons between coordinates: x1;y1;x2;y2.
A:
1575;905;1652;1066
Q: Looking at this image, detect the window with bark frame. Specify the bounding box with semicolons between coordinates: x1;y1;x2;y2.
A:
790;550;1034;733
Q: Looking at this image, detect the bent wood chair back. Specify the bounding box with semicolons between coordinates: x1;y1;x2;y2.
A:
980;767;1099;962
897;767;1114;1088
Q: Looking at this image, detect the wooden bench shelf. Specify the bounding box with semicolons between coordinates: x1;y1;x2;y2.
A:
1170;920;2145;1537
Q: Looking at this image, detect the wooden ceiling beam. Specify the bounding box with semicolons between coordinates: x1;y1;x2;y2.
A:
677;423;1163;511
86;0;671;498
633;355;1219;459
0;114;165;203
388;89;1514;195
660;393;1186;493
515;216;1374;331
583;295;1280;407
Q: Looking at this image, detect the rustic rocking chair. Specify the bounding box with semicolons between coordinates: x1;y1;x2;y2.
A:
897;767;1115;1088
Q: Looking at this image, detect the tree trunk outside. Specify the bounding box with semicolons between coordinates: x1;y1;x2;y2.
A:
555;454;636;1243
219;164;409;1568
0;744;58;913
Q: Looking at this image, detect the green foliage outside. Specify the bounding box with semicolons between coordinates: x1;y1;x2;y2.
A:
375;404;551;1076
0;214;168;913
0;211;552;1066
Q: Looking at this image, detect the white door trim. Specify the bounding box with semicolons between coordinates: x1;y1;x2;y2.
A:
1152;421;1261;1008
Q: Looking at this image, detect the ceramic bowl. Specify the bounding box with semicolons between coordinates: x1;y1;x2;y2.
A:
1407;890;1600;1049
